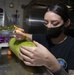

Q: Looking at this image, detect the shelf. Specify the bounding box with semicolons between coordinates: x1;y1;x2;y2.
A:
0;43;9;48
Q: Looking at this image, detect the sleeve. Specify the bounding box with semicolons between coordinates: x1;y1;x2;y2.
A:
32;34;40;41
54;67;69;75
32;34;45;42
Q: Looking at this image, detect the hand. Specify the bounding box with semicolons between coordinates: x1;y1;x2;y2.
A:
13;28;25;40
19;41;61;73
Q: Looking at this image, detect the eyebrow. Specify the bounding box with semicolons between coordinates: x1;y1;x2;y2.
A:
51;20;59;22
44;19;59;21
44;19;47;21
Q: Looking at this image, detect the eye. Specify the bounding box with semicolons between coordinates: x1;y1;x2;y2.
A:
44;20;48;25
51;21;60;26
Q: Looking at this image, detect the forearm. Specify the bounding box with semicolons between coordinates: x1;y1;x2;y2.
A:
43;52;68;75
44;55;61;73
45;61;69;75
53;67;69;75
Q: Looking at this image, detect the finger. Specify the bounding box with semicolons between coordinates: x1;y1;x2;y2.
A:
33;41;42;47
19;28;24;32
13;29;24;35
13;30;17;35
20;52;33;64
13;34;22;40
15;30;24;36
23;61;34;66
13;30;15;34
16;37;24;40
13;30;25;38
20;46;34;58
20;46;36;53
13;35;16;38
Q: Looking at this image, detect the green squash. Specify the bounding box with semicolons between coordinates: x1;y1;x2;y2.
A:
9;38;45;74
9;38;35;60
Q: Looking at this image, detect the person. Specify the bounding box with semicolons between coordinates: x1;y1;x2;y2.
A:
13;3;74;75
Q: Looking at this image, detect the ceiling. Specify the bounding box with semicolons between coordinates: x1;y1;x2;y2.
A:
31;0;74;7
0;0;32;5
0;0;74;6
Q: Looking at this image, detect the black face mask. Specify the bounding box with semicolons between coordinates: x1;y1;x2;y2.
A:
45;25;64;38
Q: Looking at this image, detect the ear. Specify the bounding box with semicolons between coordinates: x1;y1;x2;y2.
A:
65;19;71;27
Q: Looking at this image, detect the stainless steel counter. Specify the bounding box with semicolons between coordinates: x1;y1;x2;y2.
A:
0;48;53;75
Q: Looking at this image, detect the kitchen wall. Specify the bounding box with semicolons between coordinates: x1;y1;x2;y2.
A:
0;0;32;28
0;0;74;29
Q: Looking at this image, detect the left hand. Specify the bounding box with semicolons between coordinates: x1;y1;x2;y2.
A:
19;41;49;66
19;41;61;73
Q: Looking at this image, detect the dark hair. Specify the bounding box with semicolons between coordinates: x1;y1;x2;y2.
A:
47;3;70;22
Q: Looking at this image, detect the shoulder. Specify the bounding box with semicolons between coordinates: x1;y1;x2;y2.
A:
67;36;74;49
66;36;74;53
67;36;74;44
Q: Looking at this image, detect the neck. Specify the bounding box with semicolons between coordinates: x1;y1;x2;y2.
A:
51;33;68;44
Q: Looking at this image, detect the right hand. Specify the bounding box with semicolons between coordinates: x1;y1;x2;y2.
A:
13;28;25;40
